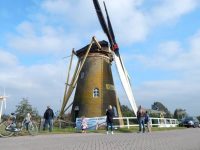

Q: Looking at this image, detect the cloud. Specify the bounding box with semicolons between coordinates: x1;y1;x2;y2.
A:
6;0;200;53
0;49;19;66
121;29;200;115
7;21;81;54
128;28;200;72
0;58;67;114
6;0;100;55
190;29;200;52
41;0;95;28
115;0;199;44
0;46;79;115
41;0;70;15
148;0;199;25
34;0;149;45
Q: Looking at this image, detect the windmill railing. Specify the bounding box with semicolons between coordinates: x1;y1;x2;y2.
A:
113;117;179;129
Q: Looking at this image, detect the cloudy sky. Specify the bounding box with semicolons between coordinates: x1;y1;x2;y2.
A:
0;0;200;116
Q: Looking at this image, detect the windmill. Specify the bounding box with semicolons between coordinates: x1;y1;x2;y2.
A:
59;0;138;122
0;89;8;122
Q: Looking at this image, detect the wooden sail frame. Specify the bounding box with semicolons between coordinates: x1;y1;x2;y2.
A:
59;36;101;117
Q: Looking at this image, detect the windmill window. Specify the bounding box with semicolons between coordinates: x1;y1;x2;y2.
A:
93;88;99;98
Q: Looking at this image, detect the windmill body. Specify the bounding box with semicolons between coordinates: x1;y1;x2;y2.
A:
60;0;137;121
71;41;123;121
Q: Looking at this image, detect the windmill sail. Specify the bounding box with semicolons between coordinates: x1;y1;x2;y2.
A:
93;0;113;46
103;2;118;52
93;0;138;115
114;54;138;115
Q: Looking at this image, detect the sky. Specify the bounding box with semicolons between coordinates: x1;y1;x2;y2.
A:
0;0;200;116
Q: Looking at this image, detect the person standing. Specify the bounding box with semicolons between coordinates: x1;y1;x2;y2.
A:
43;106;54;132
145;111;151;132
137;105;145;133
106;105;114;134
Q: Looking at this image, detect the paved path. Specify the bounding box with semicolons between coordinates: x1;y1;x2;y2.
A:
0;128;200;150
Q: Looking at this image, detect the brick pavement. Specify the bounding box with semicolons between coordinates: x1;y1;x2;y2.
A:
0;128;200;150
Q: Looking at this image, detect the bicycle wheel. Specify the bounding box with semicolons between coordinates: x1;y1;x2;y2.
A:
28;122;38;136
19;122;29;136
0;121;14;137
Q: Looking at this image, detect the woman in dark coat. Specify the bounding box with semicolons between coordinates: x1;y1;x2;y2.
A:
106;105;114;134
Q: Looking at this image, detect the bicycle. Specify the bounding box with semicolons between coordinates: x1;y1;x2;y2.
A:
0;114;38;137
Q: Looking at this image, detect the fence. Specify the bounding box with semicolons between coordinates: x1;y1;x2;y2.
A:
56;117;178;129
113;117;179;129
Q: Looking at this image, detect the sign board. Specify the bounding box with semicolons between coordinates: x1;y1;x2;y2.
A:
76;116;106;130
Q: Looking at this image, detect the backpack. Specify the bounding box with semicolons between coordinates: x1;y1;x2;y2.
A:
145;114;149;123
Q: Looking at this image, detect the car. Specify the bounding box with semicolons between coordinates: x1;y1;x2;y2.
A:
179;116;200;128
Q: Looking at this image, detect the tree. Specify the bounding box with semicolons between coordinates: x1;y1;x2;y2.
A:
15;98;39;121
197;116;200;122
174;108;187;120
120;105;135;117
1;114;9;122
149;111;160;118
151;101;172;118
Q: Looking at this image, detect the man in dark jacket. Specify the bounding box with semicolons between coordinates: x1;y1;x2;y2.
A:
43;106;54;132
106;105;114;134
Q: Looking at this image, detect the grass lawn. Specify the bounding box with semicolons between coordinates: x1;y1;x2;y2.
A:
0;126;187;137
38;126;187;135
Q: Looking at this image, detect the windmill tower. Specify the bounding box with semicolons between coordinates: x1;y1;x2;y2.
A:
60;0;138;122
71;40;123;121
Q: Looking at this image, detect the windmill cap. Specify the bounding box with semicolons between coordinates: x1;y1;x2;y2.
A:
75;40;110;56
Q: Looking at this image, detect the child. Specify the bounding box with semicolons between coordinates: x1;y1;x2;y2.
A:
145;111;151;132
81;116;88;133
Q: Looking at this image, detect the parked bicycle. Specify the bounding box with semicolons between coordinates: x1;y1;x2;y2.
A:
0;113;38;137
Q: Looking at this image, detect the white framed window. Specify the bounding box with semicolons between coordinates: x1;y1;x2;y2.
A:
93;88;99;98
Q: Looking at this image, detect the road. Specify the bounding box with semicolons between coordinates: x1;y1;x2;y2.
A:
0;128;200;150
